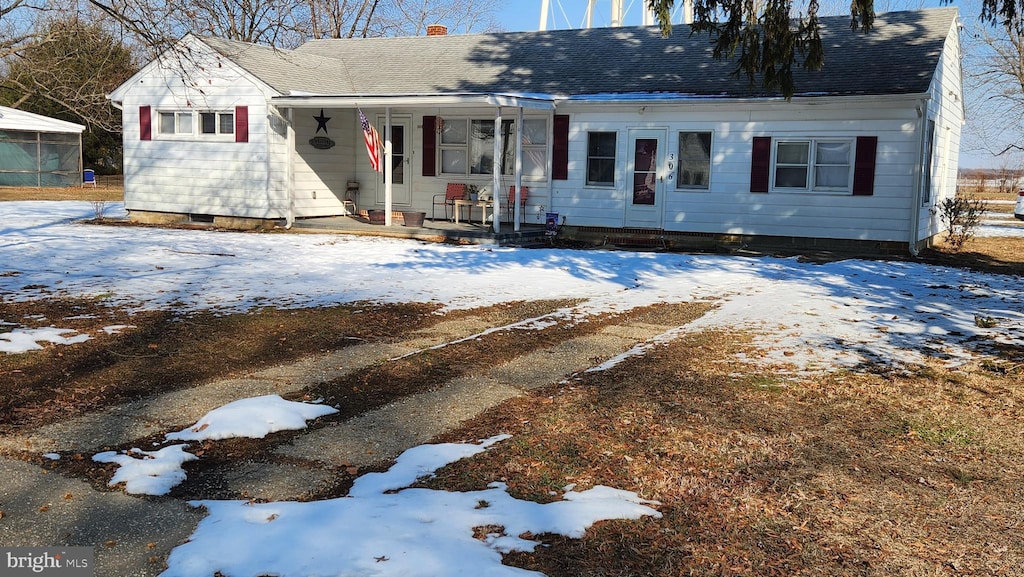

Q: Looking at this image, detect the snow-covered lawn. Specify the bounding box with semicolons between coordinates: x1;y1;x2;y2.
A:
3;201;1023;371
4;201;1024;576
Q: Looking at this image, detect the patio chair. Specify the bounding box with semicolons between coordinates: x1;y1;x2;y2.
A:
83;169;97;187
507;186;529;223
432;183;466;221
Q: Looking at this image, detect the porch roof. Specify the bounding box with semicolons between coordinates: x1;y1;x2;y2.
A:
269;92;556;110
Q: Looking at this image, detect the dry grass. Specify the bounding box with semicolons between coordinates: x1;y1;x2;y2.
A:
0;183;123;203
431;332;1024;576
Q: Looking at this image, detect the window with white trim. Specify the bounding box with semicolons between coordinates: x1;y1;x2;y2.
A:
439;118;547;177
586;131;616;186
159;111;193;136
200;111;235;136
677;131;712;190
773;139;852;192
157;110;234;139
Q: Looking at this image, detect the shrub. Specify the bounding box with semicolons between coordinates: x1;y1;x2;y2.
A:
939;197;985;251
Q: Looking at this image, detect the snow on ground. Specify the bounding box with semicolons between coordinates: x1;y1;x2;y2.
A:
3;201;1024;371
0;326;90;353
166;394;338;442
161;435;661;577
92;445;199;496
93;395;338;495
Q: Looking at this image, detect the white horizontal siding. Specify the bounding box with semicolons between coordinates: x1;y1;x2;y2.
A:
554;98;926;241
918;18;964;241
290;110;360;217
119;39;286;220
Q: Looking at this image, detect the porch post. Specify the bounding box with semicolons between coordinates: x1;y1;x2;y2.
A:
285;108;295;228
384;107;393;226
514;106;524;232
492;108;502;233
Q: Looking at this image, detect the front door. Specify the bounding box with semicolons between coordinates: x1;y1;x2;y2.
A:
375;115;412;206
625;129;665;228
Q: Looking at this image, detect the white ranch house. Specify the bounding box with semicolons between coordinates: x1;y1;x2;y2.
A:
109;8;963;254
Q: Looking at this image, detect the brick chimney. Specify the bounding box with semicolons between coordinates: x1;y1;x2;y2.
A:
426;24;448;36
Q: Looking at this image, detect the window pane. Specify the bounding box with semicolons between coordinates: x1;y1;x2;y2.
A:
678;131;711;189
634;138;657;171
588;158;615;185
441;149;467;174
522;119;547;145
816;141;849;164
200;113;216;134
219;113;234;134
441;119;467;144
470;120;495;174
523;148;546;178
588;132;616;157
159;112;176;134
176;113;192;134
777;142;808;164
815;166;848;188
775;166;808;188
633;173;656;205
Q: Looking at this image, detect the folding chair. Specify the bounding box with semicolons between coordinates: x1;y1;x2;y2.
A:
507;186;529;223
432;183;466;220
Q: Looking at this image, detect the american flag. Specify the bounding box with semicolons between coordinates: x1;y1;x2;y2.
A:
359;108;382;173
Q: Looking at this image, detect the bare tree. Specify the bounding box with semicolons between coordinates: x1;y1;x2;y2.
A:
1;17;134;132
372;0;501;36
963;10;1024;164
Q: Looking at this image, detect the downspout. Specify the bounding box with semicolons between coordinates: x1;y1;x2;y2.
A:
908;97;929;257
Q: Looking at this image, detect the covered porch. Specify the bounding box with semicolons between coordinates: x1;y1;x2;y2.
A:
270;94;556;233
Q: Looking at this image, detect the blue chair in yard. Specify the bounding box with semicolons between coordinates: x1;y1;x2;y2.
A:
83;169;97;187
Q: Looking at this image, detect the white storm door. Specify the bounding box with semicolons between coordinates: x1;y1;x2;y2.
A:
376;115;412;206
625;129;666;229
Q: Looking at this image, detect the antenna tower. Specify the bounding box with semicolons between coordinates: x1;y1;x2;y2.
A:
538;0;692;30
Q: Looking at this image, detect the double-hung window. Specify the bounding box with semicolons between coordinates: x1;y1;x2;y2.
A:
586;131;617;186
773;139;852;192
439;118;547;177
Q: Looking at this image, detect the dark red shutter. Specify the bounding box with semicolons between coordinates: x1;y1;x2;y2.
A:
139;106;151;141
235;106;249;143
552;114;569;181
750;136;771;193
852;136;877;196
422;116;437;176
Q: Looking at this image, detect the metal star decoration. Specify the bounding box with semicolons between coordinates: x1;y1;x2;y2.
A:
313;109;331;134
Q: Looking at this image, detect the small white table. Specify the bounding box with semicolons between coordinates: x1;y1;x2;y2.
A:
453;200;494;225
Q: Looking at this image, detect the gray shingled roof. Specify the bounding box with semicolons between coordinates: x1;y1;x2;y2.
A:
202;8;957;99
